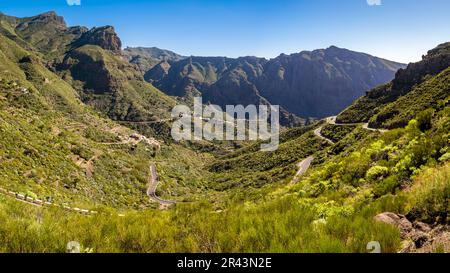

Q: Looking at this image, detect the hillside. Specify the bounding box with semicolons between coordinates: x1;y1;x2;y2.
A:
0;12;179;140
0;24;210;209
338;42;450;128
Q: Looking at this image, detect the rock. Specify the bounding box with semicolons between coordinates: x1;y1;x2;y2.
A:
414;221;432;233
374;212;413;237
410;231;431;248
398;240;416;253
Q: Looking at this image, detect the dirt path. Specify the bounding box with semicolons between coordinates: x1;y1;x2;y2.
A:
289;156;315;185
147;163;176;207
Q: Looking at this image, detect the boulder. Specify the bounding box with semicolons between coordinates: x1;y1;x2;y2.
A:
410;231;431;248
374;212;413;237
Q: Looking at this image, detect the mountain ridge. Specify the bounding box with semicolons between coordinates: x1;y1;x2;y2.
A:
146;45;406;119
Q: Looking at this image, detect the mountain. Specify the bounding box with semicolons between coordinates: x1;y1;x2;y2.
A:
0;13;208;208
257;46;406;117
1;12;180;139
146;46;406;119
0;11;88;59
1;11;404;127
124;46;185;62
123;47;186;74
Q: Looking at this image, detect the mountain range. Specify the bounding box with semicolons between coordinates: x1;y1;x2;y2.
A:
144;46;405;118
0;11;405;127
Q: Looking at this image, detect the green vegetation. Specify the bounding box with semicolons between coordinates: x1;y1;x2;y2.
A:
0;192;402;253
320;124;356;143
407;163;450;224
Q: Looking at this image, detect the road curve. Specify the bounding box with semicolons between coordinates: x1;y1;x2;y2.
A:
327;116;388;133
147;163;176;206
314;116;388;144
289;156;315;185
313;127;335;144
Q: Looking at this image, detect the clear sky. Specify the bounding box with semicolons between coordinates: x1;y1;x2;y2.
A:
1;0;449;63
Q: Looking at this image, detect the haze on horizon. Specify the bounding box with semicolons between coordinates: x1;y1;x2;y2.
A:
1;0;449;63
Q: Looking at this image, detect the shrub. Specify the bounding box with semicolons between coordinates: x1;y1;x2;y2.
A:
416;108;435;132
373;176;400;197
366;166;389;181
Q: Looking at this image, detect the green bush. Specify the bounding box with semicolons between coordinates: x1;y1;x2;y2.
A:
366;166;389;181
416;108;435;132
373;176;400;197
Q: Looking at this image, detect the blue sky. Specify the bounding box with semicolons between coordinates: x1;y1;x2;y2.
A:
1;0;449;63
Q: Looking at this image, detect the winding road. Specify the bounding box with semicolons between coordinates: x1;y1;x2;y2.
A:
147;163;176;206
291;116;390;185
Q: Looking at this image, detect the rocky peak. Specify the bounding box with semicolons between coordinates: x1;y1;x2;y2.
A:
14;11;67;32
73;26;122;51
392;42;450;93
28;11;66;28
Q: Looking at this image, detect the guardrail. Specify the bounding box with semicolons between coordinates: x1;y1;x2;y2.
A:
0;186;97;215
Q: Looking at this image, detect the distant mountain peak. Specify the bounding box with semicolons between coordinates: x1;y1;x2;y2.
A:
31;11;66;27
124;46;186;62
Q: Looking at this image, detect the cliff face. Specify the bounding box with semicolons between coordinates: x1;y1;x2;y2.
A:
1;12;122;55
392;42;450;94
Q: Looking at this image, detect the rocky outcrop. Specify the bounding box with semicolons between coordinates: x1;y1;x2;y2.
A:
392;42;450;94
375;212;450;253
16;11;67;30
73;26;122;51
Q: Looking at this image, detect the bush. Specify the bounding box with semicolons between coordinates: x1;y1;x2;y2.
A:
416;108;435;132
366;166;389;181
373;176;400;197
